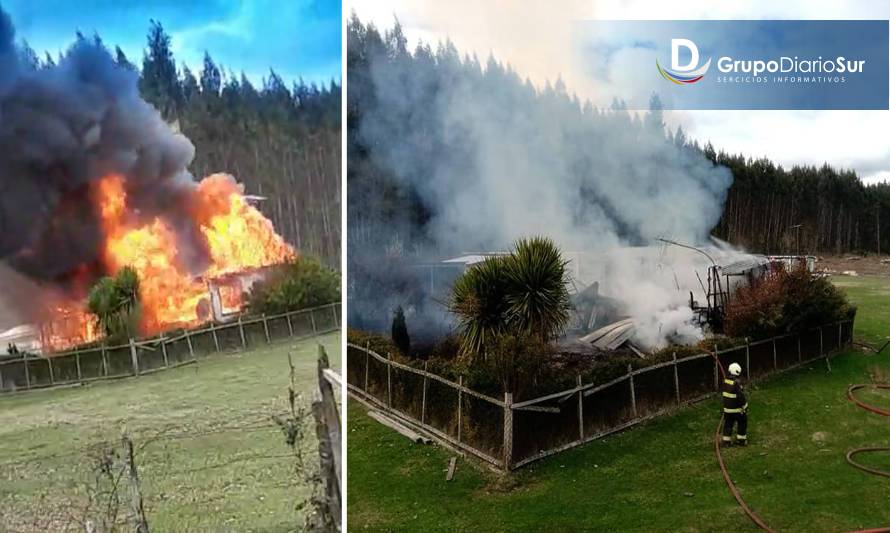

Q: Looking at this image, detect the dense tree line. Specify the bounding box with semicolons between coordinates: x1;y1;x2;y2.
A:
707;148;890;255
21;23;341;266
347;15;890;260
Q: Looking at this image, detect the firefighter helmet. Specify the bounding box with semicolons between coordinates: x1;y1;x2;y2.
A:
728;363;742;376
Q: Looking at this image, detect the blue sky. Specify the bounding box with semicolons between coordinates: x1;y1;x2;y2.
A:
1;0;341;87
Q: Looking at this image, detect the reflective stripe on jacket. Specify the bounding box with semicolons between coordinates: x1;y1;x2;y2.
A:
722;377;747;413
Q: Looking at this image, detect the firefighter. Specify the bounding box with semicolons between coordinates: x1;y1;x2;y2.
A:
721;362;748;446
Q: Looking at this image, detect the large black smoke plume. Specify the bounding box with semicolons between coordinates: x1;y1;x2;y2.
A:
0;6;204;309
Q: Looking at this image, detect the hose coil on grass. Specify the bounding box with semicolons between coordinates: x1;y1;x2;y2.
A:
714;364;890;532
845;384;890;480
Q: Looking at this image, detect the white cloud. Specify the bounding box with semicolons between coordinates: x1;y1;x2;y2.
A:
348;0;890;182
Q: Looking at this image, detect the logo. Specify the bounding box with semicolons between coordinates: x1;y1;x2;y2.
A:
657;38;711;84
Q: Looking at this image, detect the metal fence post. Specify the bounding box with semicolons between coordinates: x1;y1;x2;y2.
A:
672;353;680;406
331;303;339;329
47;357;55;385
0;367;4;391
286;311;294;336
129;338;140;375
628;364;637;418
421;361;429;426
310;310;318;335
457;375;463;443
577;374;584;439
75;353;82;381
745;338;751;378
819;326;824;358
238;317;247;349
262;314;271;343
101;345;108;376
503;392;514;471
772;338;778;371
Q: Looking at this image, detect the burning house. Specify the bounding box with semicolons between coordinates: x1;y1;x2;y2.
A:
0;14;295;352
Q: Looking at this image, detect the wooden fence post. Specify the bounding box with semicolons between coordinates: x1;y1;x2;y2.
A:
129;338;140;375
577;374;584;439
713;353;719;392
503;392;514;471
262;314;271;343
838;322;843;350
386;353;392;408
185;330;195;359
238;317;247;349
122;435;149;533
672;353;680;406
364;342;370;391
797;334;802;363
23;353;30;389
628;364;637;418
312;345;342;530
211;324;220;352
421;361;429;426
772;338;778;371
286;311;294;336
101;345;108;376
457;375;464;443
161;337;169;367
47;357;55;385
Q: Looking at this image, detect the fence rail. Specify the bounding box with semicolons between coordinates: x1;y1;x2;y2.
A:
346;319;854;471
0;302;341;394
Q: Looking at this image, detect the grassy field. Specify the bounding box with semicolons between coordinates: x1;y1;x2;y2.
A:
347;276;890;532
0;331;340;532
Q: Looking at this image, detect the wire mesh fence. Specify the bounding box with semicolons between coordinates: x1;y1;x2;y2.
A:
0;302;340;394
347;319;854;471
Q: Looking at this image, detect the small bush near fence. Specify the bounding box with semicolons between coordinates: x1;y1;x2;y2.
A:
0;302;340;393
347;320;854;470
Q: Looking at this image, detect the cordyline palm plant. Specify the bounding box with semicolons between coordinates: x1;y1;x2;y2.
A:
87;266;141;340
449;236;571;360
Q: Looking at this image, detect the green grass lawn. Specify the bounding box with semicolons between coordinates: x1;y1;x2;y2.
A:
0;331;340;532
347;276;890;532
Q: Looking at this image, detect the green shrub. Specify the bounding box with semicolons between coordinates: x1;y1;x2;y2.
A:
347;328;399;358
391;306;411;356
248;257;340;315
725;266;853;339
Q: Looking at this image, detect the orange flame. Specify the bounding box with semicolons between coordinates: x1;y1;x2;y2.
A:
49;173;294;346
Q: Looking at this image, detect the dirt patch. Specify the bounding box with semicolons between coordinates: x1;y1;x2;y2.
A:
817;255;890;278
811;431;829;445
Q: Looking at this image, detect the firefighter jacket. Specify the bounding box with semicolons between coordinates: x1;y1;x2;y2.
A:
722;376;748;414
